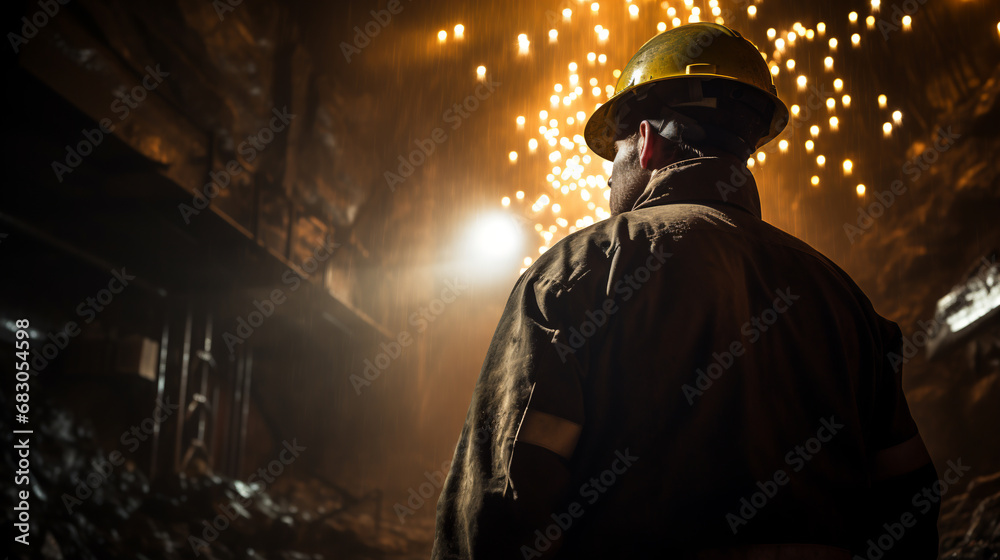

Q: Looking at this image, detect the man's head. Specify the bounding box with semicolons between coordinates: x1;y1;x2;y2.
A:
607;84;772;214
585;22;789;214
608;120;703;215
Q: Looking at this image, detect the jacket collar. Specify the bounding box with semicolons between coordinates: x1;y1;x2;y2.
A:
630;155;762;219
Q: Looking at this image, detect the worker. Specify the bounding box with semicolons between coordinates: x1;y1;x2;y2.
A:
432;22;939;559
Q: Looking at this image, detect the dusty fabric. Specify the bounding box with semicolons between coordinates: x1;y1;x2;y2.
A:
432;155;922;559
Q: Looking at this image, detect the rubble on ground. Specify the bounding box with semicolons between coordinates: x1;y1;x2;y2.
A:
0;392;434;560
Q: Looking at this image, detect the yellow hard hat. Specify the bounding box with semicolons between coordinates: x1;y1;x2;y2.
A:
584;22;789;161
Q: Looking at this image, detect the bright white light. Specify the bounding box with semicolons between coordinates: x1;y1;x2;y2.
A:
942;268;1000;332
464;212;523;270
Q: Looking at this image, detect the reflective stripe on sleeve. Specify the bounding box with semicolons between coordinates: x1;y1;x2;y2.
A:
514;410;583;461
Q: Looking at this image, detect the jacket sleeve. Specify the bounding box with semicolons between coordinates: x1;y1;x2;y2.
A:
859;317;938;559
432;274;587;560
869;318;930;480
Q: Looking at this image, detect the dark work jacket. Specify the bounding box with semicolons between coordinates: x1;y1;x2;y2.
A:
432;155;924;559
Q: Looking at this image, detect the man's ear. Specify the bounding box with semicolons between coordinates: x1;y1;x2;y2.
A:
637;120;662;170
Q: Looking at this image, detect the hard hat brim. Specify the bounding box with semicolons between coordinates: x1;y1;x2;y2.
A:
584;74;790;162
